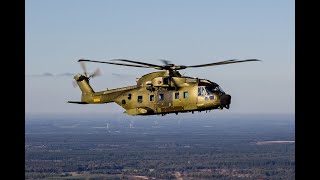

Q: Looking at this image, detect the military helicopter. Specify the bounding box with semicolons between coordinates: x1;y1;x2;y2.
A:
68;58;260;115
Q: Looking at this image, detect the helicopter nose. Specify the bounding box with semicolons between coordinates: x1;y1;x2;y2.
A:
220;94;231;109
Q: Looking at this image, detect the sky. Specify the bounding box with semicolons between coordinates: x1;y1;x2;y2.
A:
25;0;294;116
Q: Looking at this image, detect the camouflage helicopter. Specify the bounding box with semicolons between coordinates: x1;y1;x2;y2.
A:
68;58;260;115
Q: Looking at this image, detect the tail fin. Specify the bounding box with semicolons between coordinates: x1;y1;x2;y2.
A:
74;74;94;94
74;74;95;102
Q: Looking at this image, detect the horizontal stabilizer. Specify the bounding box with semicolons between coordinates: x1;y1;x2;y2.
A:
67;101;88;104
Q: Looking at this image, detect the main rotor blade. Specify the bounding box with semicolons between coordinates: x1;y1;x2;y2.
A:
186;59;261;68
159;59;171;65
171;77;179;89
111;59;163;68
78;59;151;68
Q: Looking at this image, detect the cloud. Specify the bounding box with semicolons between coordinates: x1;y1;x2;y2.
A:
57;73;75;77
26;72;75;77
42;72;54;76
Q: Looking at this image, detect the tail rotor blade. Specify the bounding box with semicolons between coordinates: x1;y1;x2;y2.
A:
72;80;78;88
79;61;88;76
89;68;102;78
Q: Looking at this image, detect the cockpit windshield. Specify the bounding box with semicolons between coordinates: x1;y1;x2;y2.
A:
212;85;225;94
210;82;225;94
198;85;225;96
198;80;225;96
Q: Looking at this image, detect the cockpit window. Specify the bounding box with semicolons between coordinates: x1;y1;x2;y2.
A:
205;87;214;95
199;86;215;96
198;87;207;96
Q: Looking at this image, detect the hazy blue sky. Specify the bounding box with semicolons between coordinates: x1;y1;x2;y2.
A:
26;0;294;115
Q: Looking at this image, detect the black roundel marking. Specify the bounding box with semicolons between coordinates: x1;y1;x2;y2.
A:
122;100;126;104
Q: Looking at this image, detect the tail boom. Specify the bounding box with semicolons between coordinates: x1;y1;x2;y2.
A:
70;74;137;104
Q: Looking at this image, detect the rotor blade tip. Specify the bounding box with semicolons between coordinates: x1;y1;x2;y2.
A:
250;59;262;62
79;59;90;62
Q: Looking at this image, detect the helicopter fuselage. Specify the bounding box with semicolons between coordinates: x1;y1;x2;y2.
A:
72;71;231;115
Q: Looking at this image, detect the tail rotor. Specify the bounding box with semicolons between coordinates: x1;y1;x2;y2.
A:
72;60;102;88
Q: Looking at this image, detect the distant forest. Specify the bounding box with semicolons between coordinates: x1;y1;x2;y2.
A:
25;114;295;180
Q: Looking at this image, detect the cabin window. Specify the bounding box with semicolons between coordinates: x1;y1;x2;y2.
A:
175;92;179;99
128;94;132;100
184;91;189;98
159;94;164;101
150;95;154;101
137;96;143;103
